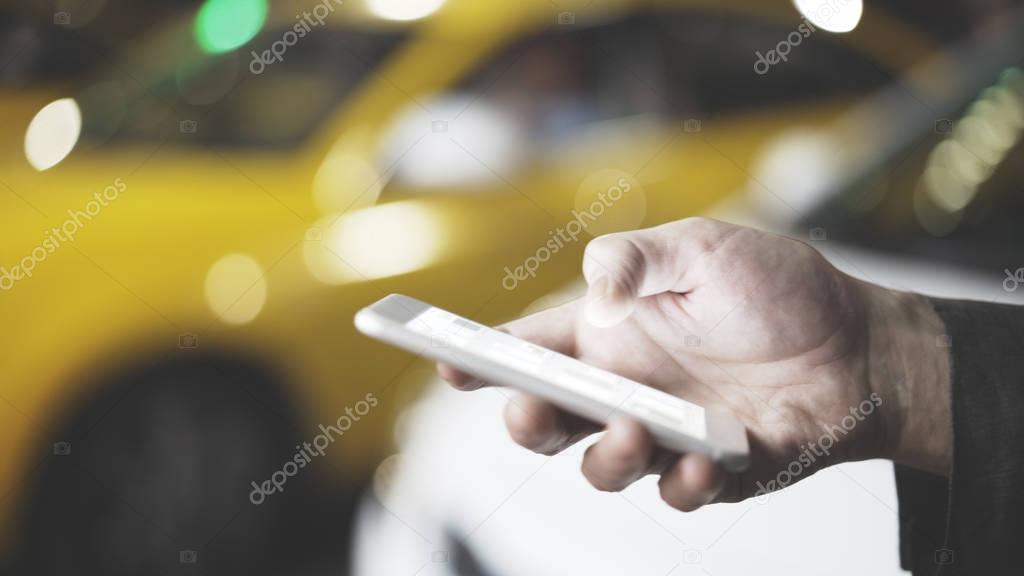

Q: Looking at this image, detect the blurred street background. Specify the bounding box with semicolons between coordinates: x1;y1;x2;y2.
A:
1;0;1023;574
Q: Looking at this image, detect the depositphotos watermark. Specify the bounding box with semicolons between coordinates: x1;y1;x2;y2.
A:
754;392;882;502
753;0;853;75
249;392;378;505
1;177;127;291
1003;267;1024;292
249;0;344;75
502;176;634;291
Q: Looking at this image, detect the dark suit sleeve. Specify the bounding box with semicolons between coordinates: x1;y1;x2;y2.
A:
896;297;1024;575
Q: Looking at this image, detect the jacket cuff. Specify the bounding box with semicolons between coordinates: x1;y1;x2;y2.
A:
896;297;1024;574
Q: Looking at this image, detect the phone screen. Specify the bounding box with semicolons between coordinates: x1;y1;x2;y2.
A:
403;306;707;440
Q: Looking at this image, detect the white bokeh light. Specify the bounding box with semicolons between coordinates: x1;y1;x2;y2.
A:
367;0;445;21
304;201;447;284
24;98;82;171
792;0;863;33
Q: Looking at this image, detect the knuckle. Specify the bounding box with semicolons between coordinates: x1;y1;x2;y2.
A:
677;216;719;237
679;216;713;228
675;217;735;255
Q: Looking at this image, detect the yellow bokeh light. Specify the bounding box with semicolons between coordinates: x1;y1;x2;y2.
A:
955;116;1004;165
969;100;1017;152
920;69;1024;216
924;146;978;213
991;85;1024;128
313;152;382;214
914;183;962;237
205;253;267;325
304;202;447;284
941;140;989;187
24;98;82;171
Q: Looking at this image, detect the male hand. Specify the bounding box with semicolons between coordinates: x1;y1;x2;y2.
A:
439;218;950;511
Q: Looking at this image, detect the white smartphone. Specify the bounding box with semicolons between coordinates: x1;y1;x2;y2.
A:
355;294;749;472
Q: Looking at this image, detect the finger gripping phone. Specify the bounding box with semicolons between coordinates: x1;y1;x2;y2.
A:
355;294;749;472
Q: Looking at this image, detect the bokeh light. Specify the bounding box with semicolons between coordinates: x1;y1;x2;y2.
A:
922;67;1024;217
313;152;382;213
195;0;268;54
304;202;447;284
204;253;268;325
792;0;863;33
24;98;82;171
367;0;446;21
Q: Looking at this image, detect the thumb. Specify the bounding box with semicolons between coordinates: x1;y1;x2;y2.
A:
581;218;722;326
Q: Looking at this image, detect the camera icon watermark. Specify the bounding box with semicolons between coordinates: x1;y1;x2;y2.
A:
179;333;199;349
431;550;448;563
305;226;323;242
179;120;198;134
684;118;702;133
934;119;954;134
684;334;701;348
809;227;827;241
934;548;954;565
431;120;448;133
179;550;197;563
54;12;71;25
53;441;71;455
683;549;702;564
558;11;575;25
936;334;952;348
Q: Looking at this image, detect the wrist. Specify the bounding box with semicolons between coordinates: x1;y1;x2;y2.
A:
860;280;952;475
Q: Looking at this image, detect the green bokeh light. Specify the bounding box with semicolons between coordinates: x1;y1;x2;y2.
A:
195;0;268;54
